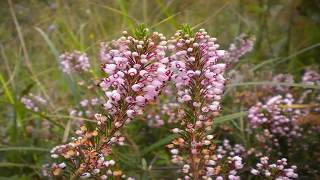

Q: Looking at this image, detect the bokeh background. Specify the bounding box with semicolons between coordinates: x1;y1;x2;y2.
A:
0;0;320;179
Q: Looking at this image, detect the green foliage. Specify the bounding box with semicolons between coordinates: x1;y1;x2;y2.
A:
133;24;150;40
180;24;193;37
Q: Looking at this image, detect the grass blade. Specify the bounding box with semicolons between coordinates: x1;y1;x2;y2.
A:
35;27;80;104
250;43;320;72
1;100;64;129
151;12;181;28
227;81;320;89
154;0;178;28
8;0;53;108
0;73;14;104
89;1;138;25
214;111;248;125
0;147;49;152
62;120;72;143
34;27;59;58
192;2;229;30
0;162;38;169
0;73;20;142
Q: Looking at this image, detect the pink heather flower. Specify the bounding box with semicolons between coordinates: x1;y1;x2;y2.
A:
223;34;255;65
103;64;117;74
59;51;90;74
146;114;165;127
126;109;135;118
302;69;320;85
144;93;183;127
135;95;146;105
298;69;320;113
131;84;141;91
128;68;138;76
272;74;294;93
70;97;104;119
21;93;47;112
251;156;298;179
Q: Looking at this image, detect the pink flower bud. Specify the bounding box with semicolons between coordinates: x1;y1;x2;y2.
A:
128;68;137;76
136;96;145;106
132;84;141;92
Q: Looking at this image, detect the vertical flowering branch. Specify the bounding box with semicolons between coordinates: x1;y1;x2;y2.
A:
46;25;171;179
99;25;171;137
167;26;235;179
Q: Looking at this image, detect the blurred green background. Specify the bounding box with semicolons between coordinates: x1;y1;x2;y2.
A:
0;0;320;179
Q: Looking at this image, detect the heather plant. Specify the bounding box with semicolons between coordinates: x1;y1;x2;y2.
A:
42;25;263;179
247;93;304;153
166;26;230;179
245;70;320;176
45;26;171;179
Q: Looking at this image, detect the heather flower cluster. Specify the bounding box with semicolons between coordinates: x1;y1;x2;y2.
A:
59;51;90;74
248;94;304;151
251;156;298;179
299;69;320;105
168;138;246;180
147;102;182;127
169;28;226;123
302;69;320;85
99;28;171;127
167;27;227;179
272;74;294;93
70;97;103;119
21;93;47;112
223;34;255;65
235;69;319;176
45;117;127;179
46;26;171;179
248;69;320;155
203;139;246;179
